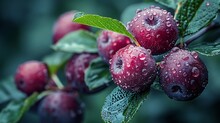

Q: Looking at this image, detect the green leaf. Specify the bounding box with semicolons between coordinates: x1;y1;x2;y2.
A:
0;77;25;104
43;52;71;74
85;57;112;90
101;87;148;123
73;13;136;42
155;0;181;9
189;38;220;56
185;0;220;35
175;0;204;37
0;93;39;123
52;30;98;53
120;2;159;24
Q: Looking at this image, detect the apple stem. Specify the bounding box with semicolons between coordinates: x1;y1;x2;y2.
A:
52;74;64;89
132;38;141;47
38;91;52;100
179;37;185;48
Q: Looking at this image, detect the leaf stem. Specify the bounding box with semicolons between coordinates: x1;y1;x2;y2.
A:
51;74;64;89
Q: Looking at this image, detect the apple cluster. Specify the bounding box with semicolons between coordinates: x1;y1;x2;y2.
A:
13;6;208;123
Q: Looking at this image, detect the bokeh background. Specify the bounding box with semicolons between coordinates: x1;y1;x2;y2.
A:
0;0;220;123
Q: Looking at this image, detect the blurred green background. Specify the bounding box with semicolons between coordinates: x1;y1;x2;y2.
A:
0;0;220;123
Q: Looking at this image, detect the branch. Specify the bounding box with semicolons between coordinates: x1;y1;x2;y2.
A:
176;22;220;47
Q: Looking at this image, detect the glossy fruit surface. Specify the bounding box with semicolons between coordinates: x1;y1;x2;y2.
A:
127;6;178;55
159;47;208;101
53;11;90;44
110;44;156;92
38;91;84;123
97;30;131;63
14;61;49;95
65;53;98;93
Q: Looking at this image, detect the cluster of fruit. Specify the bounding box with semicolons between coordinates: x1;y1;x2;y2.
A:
109;6;208;101
13;6;208;123
14;11;92;123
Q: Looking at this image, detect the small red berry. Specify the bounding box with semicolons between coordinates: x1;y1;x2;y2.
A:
110;44;156;92
97;30;131;63
53;11;90;44
14;61;49;95
127;6;178;55
159;47;208;101
65;53;98;93
38;91;84;123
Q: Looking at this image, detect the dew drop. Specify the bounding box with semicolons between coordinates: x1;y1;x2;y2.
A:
127;71;130;76
149;15;154;21
176;62;181;67
166;21;171;27
185;62;189;66
156;34;160;38
134;17;138;22
146;49;151;54
109;50;114;55
139;53;146;60
142;69;147;74
166;29;170;34
127;63;131;67
136;9;142;13
171;47;179;52
183;72;187;77
192;67;200;77
160;61;165;68
206;2;210;6
163;10;167;14
146;28;151;31
172;68;176;74
150;5;155;8
182;56;189;61
113;42;117;46
191;51;198;59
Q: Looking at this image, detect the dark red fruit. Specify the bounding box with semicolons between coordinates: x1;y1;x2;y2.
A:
127;6;178;55
159;47;208;101
38;91;84;123
97;30;131;63
110;44;156;92
65;53;98;93
14;61;49;95
53;11;90;44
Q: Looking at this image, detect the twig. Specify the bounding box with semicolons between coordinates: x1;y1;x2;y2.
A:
176;22;220;47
